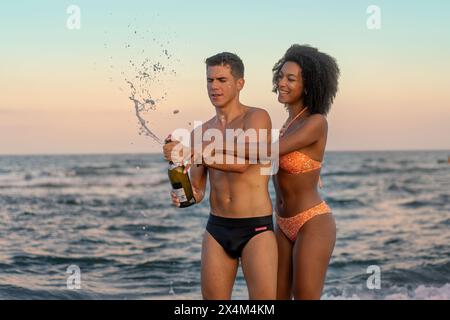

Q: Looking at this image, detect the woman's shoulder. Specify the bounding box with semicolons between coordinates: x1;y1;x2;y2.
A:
305;113;328;129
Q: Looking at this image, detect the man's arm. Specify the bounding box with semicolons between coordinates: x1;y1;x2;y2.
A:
203;108;272;173
163;110;272;175
187;128;208;203
189;163;208;203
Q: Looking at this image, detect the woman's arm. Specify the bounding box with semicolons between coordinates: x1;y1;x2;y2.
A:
220;114;327;160
278;114;327;155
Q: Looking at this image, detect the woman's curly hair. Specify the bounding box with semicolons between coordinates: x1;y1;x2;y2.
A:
272;44;340;115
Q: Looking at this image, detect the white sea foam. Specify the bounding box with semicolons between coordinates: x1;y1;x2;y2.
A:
322;283;450;300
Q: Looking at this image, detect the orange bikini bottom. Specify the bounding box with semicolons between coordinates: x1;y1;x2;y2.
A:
276;201;332;242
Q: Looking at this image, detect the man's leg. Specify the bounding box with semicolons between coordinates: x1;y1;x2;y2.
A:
240;231;278;299
201;231;239;299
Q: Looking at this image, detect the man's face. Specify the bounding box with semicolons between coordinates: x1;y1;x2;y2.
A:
206;64;243;108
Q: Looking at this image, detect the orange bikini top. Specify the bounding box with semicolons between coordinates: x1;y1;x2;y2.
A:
279;151;322;174
279;108;323;178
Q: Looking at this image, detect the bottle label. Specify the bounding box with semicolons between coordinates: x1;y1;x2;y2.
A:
169;162;181;170
173;187;188;202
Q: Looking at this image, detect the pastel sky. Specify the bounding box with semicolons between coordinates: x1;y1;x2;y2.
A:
1;0;449;154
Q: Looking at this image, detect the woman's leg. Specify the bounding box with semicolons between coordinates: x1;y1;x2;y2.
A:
292;214;336;300
240;231;278;299
201;231;239;299
274;225;293;299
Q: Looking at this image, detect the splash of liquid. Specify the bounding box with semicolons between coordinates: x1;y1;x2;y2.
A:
104;23;179;145
126;80;163;144
124;34;177;144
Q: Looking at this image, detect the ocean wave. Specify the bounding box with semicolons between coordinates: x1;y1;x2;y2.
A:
399;200;430;208
384;283;450;300
70;237;108;246
332;181;360;189
323;166;441;177
383;237;405;246
325;197;366;209
0;195;47;206
20;210;36;217
399;197;448;209
438;194;449;203
105;197;156;210
0;284;94;300
29;183;74;189
150;178;169;187
329;258;385;269
322;283;450;300
107;224;184;235
387;183;418;194
130;257;198;274
56;195;82;206
11;254;117;268
66;166;135;177
382;261;450;284
123;179;167;188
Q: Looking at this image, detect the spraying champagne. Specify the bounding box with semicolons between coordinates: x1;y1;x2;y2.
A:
165;138;195;208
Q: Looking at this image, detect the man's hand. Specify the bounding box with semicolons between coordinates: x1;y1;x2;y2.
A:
170;190;181;207
170;185;202;208
162;133;192;164
163;140;183;162
163;134;211;172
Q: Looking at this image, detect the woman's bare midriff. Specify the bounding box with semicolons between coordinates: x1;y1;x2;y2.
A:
274;169;323;217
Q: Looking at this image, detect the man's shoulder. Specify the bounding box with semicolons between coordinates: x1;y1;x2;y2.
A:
246;106;269;115
191;117;216;134
203;117;217;129
245;106;270;120
244;106;271;127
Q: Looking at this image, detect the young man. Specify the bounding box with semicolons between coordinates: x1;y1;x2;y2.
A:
163;52;277;299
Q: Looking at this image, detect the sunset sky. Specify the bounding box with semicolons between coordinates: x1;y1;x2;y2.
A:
1;0;449;154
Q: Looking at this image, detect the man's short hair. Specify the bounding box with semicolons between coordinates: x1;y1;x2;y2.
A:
205;52;244;79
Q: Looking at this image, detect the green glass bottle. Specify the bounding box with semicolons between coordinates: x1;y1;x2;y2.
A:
168;161;195;208
165;137;195;208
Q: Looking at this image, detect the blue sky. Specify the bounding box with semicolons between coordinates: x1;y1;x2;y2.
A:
1;1;449;154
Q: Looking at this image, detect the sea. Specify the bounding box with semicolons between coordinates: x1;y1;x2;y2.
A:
0;150;448;299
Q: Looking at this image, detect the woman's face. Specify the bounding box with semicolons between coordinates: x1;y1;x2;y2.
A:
276;61;304;105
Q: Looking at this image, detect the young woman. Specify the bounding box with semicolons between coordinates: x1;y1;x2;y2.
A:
272;44;340;299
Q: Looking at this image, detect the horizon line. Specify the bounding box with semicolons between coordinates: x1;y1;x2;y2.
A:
0;149;449;157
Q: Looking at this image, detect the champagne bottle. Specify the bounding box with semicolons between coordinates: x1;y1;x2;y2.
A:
166;140;195;208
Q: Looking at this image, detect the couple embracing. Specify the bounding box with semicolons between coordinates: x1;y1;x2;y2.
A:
163;45;340;300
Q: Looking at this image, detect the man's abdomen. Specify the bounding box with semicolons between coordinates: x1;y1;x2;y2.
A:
208;169;272;217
